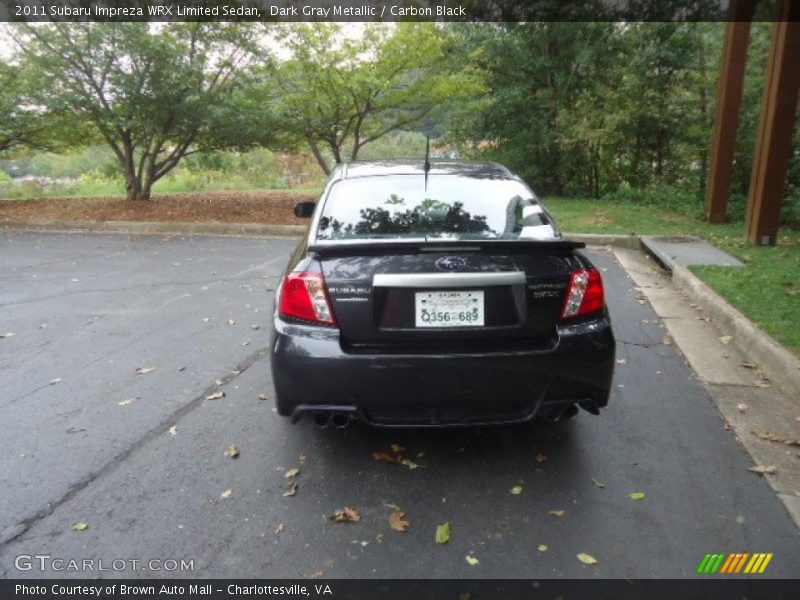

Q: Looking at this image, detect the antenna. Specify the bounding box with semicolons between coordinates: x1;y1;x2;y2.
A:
424;136;431;191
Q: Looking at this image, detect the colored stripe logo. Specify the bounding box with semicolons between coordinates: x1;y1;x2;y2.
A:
697;553;773;574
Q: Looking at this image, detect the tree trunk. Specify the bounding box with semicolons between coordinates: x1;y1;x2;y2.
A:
140;176;154;201
307;137;330;175
125;170;142;200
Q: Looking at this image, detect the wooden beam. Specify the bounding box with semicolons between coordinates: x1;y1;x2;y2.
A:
745;0;800;245
705;0;755;224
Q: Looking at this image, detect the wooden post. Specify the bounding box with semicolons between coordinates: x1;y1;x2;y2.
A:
705;0;755;224
745;0;800;245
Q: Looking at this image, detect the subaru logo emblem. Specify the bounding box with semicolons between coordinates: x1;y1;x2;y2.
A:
435;256;467;272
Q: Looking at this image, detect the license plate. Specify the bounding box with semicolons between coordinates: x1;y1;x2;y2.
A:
415;291;484;328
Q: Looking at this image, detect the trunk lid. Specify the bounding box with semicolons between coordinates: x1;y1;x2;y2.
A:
311;241;584;353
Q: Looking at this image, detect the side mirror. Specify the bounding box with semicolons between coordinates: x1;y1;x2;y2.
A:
293;201;316;219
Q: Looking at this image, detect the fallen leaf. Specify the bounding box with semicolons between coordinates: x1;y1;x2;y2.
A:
135;366;155;374
401;458;421;470
629;492;646;500
117;399;134;406
389;511;410;532
735;515;746;525
274;523;284;534
740;360;757;369
753;430;785;443
284;467;300;479
435;522;451;544
577;553;598;565
390;444;406;454
224;445;240;459
72;522;89;532
719;335;732;345
375;533;384;543
299;453;307;464
373;451;400;464
510;485;524;495
50;378;62;385
534;453;548;463
755;379;772;388
310;571;324;579
206;391;225;401
616;358;627;365
465;554;480;566
662;335;673;346
592;478;606;489
331;507;360;523
737;403;748;414
538;544;548;552
283;481;298;497
384;503;402;511
220;489;233;500
748;465;777;475
549;509;566;517
168;425;178;436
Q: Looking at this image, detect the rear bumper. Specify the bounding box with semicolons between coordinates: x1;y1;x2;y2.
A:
270;316;615;427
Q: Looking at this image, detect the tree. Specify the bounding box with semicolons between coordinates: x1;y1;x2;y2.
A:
11;23;277;200
267;24;485;175
0;60;46;155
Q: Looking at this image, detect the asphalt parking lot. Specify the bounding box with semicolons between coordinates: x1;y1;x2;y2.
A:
1;231;798;579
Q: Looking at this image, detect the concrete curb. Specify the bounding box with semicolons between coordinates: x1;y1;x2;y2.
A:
672;265;800;400
0;219;308;238
1;218;641;248
564;233;641;249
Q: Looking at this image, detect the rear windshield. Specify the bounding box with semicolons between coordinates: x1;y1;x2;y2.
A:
316;175;556;241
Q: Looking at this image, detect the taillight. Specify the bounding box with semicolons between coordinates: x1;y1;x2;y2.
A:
278;271;336;325
561;269;605;319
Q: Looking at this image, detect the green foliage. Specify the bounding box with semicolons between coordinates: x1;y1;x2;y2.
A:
448;22;799;230
12;22;279;199
0;59;50;155
0;147;325;199
267;23;485;173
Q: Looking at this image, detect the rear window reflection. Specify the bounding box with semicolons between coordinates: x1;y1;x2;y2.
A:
317;176;554;241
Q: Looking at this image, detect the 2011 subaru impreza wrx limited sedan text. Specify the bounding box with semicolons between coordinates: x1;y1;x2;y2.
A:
270;160;615;428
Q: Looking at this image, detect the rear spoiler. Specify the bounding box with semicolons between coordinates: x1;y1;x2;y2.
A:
307;239;586;258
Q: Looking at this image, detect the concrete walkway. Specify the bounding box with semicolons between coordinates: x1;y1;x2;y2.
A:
640;235;744;270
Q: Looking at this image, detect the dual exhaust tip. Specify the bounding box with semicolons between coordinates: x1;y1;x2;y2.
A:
543;404;579;423
312;411;352;429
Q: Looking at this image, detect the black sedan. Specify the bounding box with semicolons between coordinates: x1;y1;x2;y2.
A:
270;160;615;428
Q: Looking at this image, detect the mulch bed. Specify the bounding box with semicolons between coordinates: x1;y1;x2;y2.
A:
0;191;317;225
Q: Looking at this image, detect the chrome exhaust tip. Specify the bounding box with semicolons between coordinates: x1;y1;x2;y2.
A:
563;404;579;419
312;411;331;428
330;412;351;429
543;408;563;423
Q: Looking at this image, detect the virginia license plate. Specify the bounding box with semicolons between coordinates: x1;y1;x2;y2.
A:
414;290;485;328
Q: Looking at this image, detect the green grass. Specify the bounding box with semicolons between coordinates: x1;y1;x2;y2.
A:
545;197;800;355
